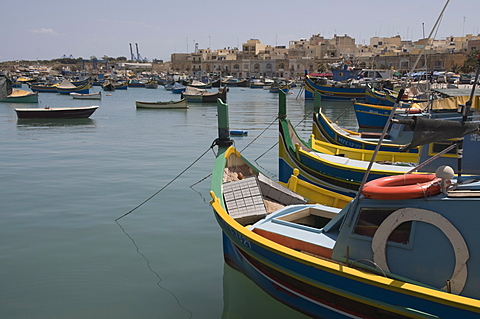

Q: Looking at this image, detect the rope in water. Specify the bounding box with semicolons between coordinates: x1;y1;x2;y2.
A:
115;145;214;221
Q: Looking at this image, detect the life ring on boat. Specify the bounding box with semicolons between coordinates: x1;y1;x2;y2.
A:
405;108;421;114
361;174;447;200
371;207;469;294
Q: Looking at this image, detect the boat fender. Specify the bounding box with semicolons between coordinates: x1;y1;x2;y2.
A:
372;207;469;294
406;108;421;114
361;174;449;200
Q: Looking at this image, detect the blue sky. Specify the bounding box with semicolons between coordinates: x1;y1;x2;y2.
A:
1;0;478;62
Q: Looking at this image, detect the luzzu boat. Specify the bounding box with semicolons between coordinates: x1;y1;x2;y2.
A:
304;74;366;101
210;98;480;318
312;108;419;153
278;91;480;196
365;85;428;106
56;79;91;95
353;101;421;129
29;82;59;93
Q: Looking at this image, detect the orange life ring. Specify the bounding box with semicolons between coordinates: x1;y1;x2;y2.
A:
362;174;447;200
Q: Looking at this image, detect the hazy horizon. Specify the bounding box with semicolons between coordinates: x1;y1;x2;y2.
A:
1;0;477;62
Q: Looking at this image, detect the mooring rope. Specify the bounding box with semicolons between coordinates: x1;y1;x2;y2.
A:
240;116;278;153
254;108;314;163
115;220;193;318
115;145;215;221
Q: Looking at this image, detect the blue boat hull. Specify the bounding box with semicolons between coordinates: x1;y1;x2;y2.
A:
304;76;365;101
216;211;478;319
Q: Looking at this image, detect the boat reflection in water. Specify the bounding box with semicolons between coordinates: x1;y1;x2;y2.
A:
222;263;309;319
16;118;97;131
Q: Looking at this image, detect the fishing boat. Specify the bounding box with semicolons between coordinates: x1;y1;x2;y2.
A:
278;91;480;196
128;79;146;88
135;99;188;109
171;82;186;94
15;105;99;119
29;82;59;93
312;108;419;153
144;80;158;89
181;86;204;102
221;77;239;87
365;85;428;106
304;74;366;100
182;86;227;103
187;80;212;89
56;79;91;95
202;87;228;103
210;97;480;318
113;81;128;90
70;92;102;100
0;89;39;103
353;101;421;129
269;80;290;93
102;81;115;91
69;77;92;86
250;80;266;89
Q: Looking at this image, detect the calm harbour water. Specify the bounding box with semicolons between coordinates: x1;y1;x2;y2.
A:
0;84;357;319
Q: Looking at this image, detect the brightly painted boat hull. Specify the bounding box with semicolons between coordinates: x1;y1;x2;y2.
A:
210;98;480;318
353;102;398;129
56;83;91;95
304;76;365;100
211;192;480;319
312;111;418;153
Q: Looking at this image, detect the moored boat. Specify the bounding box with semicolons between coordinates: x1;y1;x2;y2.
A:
0;89;39;103
102;81;115;91
210;98;480;319
29;82;59;93
278;91;480;196
304;74;366;100
144;79;158;89
15;105;99;119
135;99;188;109
353;101;421;129
182;86;227;103
113;81;128;90
70;92;102;100
56;79;91;95
171;82;186;94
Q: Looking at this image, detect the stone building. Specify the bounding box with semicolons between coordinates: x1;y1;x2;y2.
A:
169;33;478;77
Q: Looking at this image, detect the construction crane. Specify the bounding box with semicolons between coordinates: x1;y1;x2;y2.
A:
128;43;148;62
136;43;148;62
129;43;135;61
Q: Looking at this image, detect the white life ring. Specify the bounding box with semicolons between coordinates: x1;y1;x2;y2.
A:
371;207;469;294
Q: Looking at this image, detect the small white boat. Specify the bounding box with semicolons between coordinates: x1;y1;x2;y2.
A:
70;92;101;100
135;98;188;109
